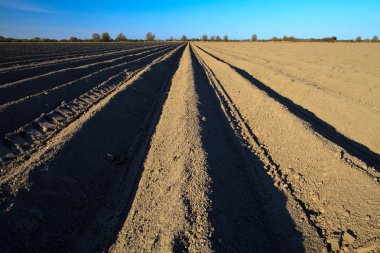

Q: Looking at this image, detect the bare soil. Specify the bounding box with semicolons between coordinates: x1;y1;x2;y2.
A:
0;42;379;253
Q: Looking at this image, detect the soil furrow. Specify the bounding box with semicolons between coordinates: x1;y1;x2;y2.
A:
0;44;119;61
192;44;380;252
195;42;380;158
109;45;213;253
0;45;177;139
0;45;131;69
109;44;306;253
0;44;166;83
0;41;378;253
189;45;309;252
0;43;152;68
195;45;380;175
76;44;185;253
0;44;185;253
0;44;182;182
192;44;325;252
0;45;172;104
198;43;379;111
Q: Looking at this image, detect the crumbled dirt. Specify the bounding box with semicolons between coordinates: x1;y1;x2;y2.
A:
0;42;379;252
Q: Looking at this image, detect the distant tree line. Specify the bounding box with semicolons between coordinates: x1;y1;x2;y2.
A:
1;34;379;43
247;34;379;43
164;34;379;42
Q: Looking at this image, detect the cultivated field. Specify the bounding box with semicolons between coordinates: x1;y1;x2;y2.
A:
0;42;379;252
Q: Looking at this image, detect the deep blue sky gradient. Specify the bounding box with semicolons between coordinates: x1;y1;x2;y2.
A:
0;0;379;40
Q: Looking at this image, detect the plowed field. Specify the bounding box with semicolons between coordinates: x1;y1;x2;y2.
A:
0;42;379;253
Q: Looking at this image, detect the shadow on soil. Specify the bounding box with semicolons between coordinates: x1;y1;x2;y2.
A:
190;46;304;252
0;46;185;253
0;45;175;140
195;46;380;172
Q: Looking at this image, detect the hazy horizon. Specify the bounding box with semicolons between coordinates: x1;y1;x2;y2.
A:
0;0;379;40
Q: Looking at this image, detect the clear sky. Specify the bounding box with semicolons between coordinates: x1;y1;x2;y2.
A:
0;0;379;40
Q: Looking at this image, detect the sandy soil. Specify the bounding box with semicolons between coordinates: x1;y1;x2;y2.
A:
194;42;380;156
110;45;213;252
192;43;380;252
0;42;379;253
0;43;185;251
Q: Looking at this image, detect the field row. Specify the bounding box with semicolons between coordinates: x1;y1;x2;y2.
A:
0;44;179;165
0;43;378;252
0;42;167;67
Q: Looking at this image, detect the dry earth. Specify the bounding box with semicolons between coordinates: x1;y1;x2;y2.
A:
0;42;379;253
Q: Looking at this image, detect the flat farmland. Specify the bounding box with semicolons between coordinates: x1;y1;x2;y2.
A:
0;42;379;252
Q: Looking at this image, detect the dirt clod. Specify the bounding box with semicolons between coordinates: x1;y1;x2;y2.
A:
342;230;356;245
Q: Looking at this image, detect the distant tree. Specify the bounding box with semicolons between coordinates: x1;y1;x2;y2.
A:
69;36;79;42
215;35;221;41
283;36;296;42
31;37;42;42
101;32;111;42
319;36;337;42
146;32;155;41
251;34;257;41
355;36;362;42
116;33;127;41
92;33;101;42
372;35;379;42
272;36;278;41
201;34;208;41
223;35;228;41
169;36;174;41
181;35;188;41
210;35;215;41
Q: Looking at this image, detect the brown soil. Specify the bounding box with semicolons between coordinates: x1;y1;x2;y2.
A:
0;42;379;253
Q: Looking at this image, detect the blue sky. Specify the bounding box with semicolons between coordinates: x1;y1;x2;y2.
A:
0;0;379;40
